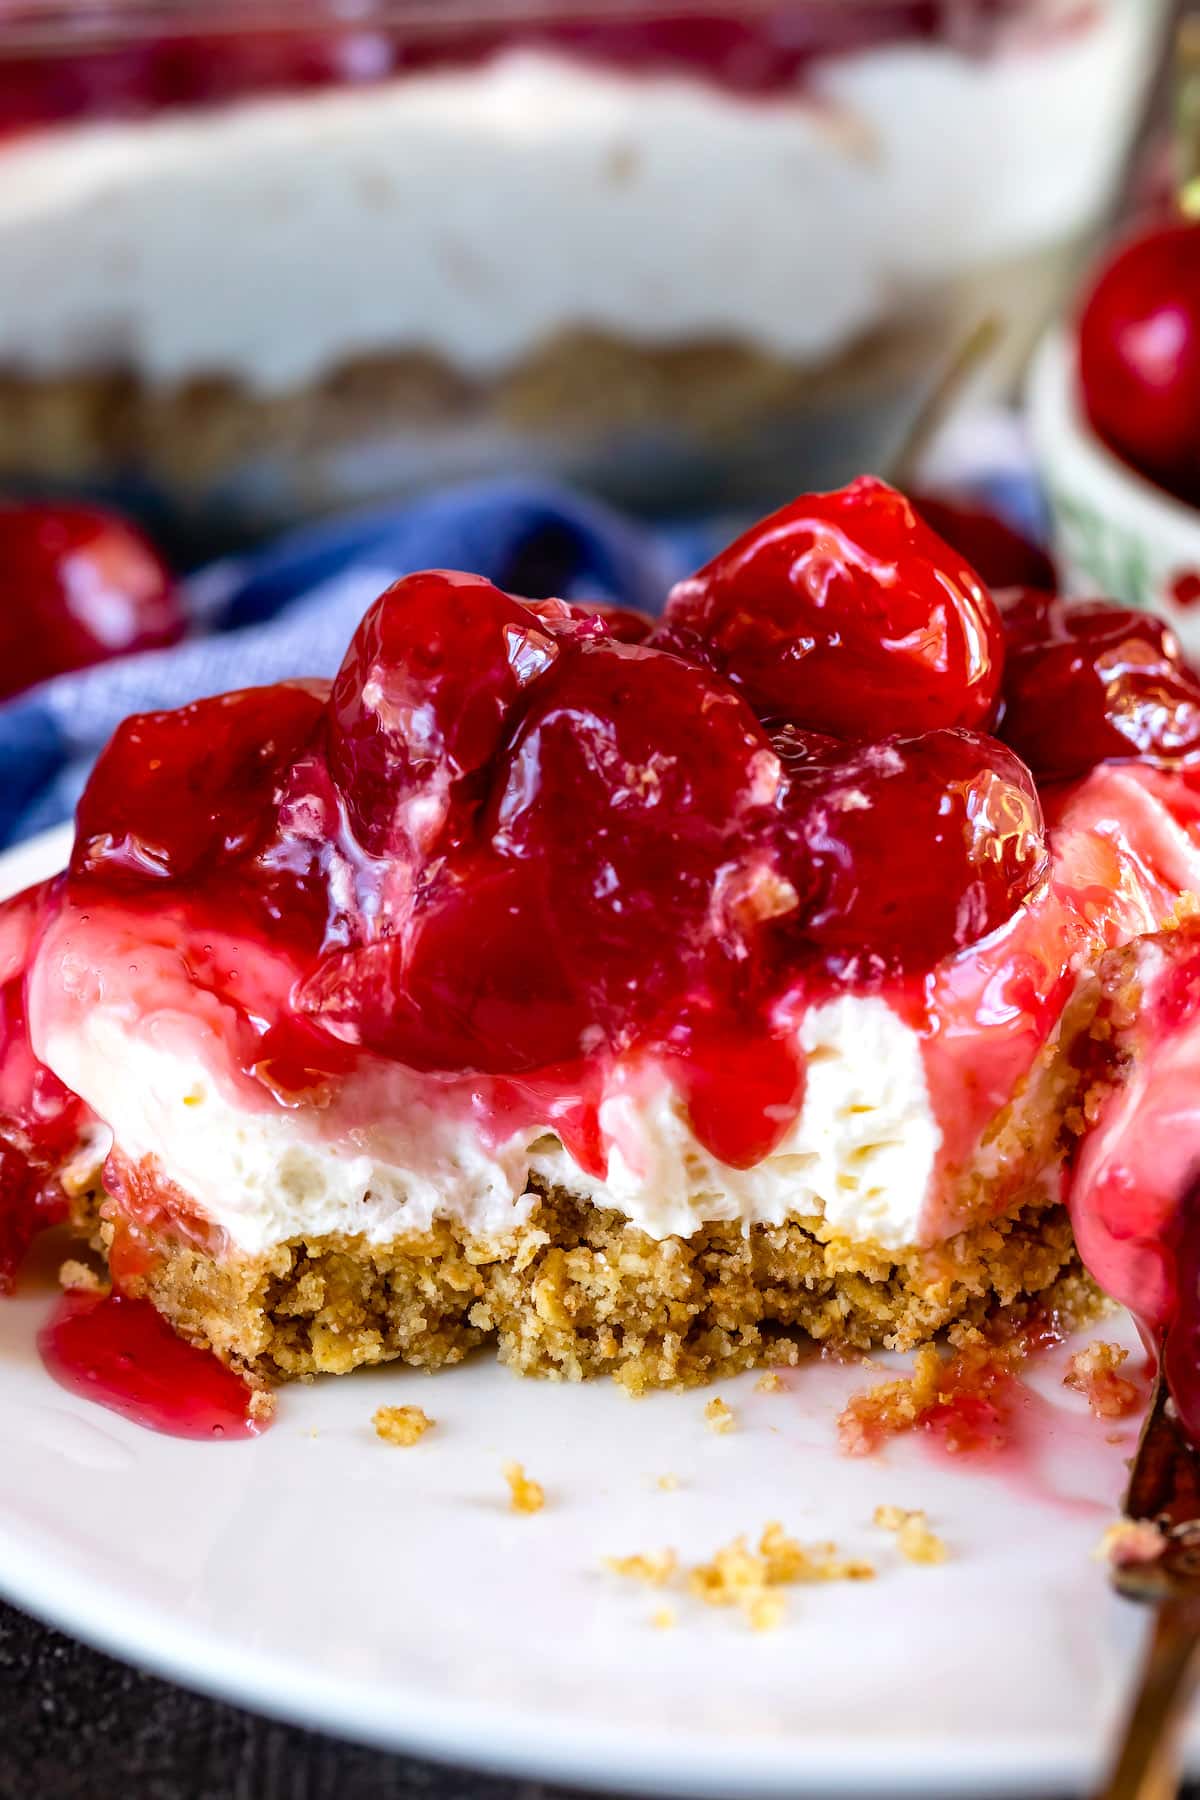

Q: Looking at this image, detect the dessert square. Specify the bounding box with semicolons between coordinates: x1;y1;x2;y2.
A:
5;476;1200;1395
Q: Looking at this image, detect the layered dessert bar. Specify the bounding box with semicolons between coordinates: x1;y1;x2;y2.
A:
5;476;1200;1392
0;0;1166;523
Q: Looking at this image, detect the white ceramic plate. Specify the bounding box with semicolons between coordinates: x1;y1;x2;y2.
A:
0;825;1172;1798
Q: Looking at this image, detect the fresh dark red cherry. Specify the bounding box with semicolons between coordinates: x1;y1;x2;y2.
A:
912;493;1056;593
73;682;328;883
1078;221;1200;508
772;727;1048;976
0;503;183;700
652;476;1004;739
328;571;561;860
998;589;1200;781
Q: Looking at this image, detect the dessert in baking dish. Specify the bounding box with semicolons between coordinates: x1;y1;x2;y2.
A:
6;476;1200;1391
0;0;1166;516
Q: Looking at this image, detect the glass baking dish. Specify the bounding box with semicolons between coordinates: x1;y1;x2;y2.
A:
0;0;1173;548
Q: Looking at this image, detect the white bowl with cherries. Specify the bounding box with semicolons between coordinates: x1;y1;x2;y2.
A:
1030;212;1200;655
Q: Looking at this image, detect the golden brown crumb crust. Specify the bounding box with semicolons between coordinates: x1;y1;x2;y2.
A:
0;325;928;493
72;1182;1096;1393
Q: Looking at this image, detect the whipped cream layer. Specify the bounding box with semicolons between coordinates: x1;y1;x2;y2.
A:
36;966;940;1256
0;2;1158;390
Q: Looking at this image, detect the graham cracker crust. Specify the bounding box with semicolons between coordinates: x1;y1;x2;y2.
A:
0;326;923;495
76;1184;1095;1394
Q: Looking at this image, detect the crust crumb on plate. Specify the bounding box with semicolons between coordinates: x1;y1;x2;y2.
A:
836;1288;1103;1457
746;1593;787;1633
373;1403;434;1446
247;1388;277;1426
650;1607;677;1631
689;1524;873;1629
755;1371;785;1394
1063;1342;1140;1419
604;1521;873;1633
873;1506;949;1565
605;1549;678;1587
503;1461;545;1514
704;1397;737;1434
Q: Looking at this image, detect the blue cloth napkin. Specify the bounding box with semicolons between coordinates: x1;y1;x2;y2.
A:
0;465;1037;849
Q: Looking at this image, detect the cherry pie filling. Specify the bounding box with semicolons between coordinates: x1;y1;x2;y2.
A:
0;1;1079;138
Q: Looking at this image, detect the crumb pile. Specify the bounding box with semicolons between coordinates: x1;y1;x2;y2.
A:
1063;1342;1140;1418
606;1521;877;1632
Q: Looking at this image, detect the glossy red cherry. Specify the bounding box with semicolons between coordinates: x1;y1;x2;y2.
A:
0;504;183;701
489;639;783;1026
998;590;1200;781
1078;221;1200;508
911;493;1056;593
304;638;785;1074
73;682;328;883
327;571;561;860
772;728;1048;976
300;851;588;1075
652;477;1004;739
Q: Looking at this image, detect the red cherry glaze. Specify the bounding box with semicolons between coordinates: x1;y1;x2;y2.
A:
306;638;784;1079
0;884;84;1290
489;640;782;1022
998;589;1200;781
770;727;1048;979
1078;221;1200;509
303;851;587;1076
911;493;1056;593
73;682;329;884
652;476;1005;739
328;570;560;860
39;1289;268;1440
1066;926;1200;1442
525;597;654;645
0;5;1035;137
0;505;183;701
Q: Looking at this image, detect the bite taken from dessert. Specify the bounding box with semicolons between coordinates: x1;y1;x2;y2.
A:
5;474;1200;1421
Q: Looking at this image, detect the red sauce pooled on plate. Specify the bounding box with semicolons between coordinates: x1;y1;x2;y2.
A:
38;1289;268;1440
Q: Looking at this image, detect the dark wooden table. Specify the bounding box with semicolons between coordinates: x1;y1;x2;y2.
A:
3;1592;1172;1800
5;1588;1140;1800
0;1598;579;1800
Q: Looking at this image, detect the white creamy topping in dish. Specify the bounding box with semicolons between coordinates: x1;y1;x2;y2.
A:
0;2;1158;388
